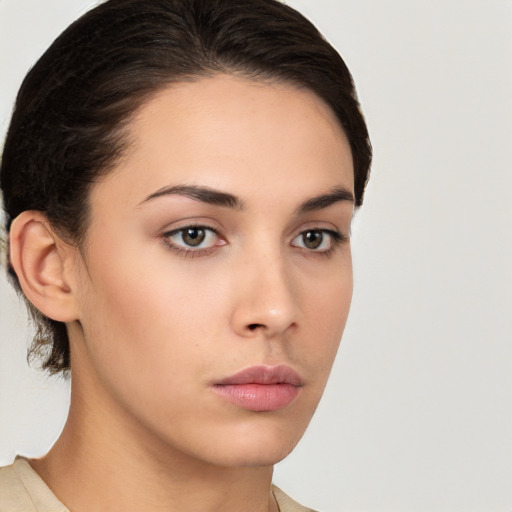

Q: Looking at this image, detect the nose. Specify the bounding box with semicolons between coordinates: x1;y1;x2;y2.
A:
230;251;300;339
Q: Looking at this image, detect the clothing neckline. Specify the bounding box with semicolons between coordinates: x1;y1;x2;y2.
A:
4;457;314;511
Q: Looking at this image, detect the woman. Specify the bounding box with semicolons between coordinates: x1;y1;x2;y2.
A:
0;0;371;510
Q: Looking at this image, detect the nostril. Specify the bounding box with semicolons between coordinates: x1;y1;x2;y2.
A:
248;323;264;331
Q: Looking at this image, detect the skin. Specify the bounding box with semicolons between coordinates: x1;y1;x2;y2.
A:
23;75;355;511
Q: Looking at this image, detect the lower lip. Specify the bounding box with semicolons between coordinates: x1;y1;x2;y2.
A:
212;383;301;412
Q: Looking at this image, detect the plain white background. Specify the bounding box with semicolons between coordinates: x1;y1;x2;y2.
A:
1;1;511;511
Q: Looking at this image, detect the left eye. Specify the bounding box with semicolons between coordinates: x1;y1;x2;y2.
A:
166;226;219;249
291;229;337;251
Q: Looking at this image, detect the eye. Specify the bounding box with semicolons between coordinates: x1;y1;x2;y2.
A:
291;229;342;252
163;225;224;254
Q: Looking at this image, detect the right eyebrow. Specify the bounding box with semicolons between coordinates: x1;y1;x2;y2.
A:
139;184;245;210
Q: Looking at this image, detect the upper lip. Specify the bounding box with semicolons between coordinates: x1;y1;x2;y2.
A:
214;365;302;387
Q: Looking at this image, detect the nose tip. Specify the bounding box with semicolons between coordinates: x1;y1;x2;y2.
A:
246;309;296;333
231;263;300;338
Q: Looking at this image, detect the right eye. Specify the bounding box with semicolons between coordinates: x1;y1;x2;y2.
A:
163;225;225;256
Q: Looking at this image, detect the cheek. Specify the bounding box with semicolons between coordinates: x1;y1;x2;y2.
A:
74;262;219;433
301;260;353;370
76;241;230;384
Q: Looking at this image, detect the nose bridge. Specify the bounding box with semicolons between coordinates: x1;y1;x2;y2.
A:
231;241;299;337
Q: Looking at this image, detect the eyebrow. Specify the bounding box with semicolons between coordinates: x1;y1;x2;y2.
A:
295;186;354;214
140;183;354;213
140;184;244;209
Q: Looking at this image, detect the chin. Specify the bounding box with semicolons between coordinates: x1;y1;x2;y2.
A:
186;414;310;468
205;441;298;468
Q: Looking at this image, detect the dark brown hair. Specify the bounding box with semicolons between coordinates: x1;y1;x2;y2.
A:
0;0;372;374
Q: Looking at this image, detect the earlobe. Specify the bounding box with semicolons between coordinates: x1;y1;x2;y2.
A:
9;211;80;322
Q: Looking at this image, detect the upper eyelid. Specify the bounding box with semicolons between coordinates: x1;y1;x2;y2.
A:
163;225;222;244
291;224;346;240
163;222;221;236
291;228;345;244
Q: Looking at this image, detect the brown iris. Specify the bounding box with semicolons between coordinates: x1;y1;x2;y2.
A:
302;230;323;249
182;228;206;246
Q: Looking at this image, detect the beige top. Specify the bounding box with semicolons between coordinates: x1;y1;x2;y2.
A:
0;458;317;512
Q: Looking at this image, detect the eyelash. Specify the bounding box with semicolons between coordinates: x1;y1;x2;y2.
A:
162;224;223;258
161;225;348;258
295;229;347;258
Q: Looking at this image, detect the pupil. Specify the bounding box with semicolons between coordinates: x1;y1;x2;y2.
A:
183;228;205;246
304;231;322;249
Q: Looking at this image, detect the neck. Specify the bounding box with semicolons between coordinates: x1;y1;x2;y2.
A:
30;372;277;512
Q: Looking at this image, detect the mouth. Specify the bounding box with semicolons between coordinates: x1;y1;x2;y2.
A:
211;365;303;412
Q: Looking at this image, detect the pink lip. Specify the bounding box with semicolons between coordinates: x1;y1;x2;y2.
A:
211;365;303;412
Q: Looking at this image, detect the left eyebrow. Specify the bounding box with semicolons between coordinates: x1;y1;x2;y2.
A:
295;186;354;215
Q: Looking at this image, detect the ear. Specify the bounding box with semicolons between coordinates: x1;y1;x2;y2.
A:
9;211;80;322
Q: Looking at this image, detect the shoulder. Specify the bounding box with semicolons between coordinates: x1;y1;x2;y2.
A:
272;485;319;512
0;458;68;512
0;460;36;512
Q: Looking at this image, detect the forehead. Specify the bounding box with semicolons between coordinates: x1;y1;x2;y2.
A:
93;74;354;210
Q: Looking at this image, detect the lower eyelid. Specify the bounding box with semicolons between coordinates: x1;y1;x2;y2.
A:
162;225;226;255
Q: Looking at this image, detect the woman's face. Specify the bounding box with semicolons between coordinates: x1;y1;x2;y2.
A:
69;75;355;467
